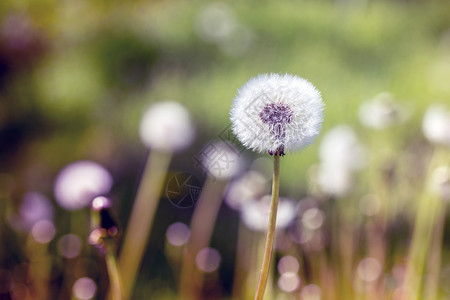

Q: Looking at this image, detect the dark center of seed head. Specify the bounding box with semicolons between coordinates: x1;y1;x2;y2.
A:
259;103;293;157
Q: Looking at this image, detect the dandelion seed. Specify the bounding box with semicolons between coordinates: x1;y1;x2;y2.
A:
230;73;324;155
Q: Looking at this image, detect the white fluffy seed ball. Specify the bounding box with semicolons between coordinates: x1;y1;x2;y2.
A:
230;73;324;155
139;101;195;152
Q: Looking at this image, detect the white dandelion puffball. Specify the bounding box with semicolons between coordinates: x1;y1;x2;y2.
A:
358;92;409;129
241;195;297;231
230;73;324;155
140;101;195;152
422;105;450;146
319;125;366;171
54;161;113;210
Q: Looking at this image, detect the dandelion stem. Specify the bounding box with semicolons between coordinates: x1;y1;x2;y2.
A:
254;154;280;300
404;147;448;300
105;240;122;300
118;150;172;300
179;177;227;300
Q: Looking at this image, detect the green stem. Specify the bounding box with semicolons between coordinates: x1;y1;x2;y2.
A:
179;178;227;300
118;150;172;300
254;154;280;300
404;147;448;300
106;241;122;300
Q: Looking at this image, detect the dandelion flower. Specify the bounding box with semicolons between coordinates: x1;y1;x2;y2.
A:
422;105;450;146
140;101;195;152
316;125;366;196
230;73;324;155
241;195;297;231
358;92;409;129
54;161;113;210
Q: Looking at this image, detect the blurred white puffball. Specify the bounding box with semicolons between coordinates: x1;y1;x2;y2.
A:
225;171;268;210
8;192;54;232
198;141;241;180
241;195;296;231
54;161;113;210
319;125;366;170
358;92;409;129
139;101;195;152
317;125;365;196
422;105;450;147
428;166;450;201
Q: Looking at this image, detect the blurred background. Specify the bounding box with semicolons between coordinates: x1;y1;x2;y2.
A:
1;0;450;299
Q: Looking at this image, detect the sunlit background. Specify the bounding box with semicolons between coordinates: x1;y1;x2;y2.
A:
1;0;449;299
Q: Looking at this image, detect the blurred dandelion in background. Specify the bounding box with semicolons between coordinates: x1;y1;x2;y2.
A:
241;195;297;231
7;192;53;231
53;161;113;210
358;92;409;129
139;101;195;152
225;170;268;210
422;105;450;146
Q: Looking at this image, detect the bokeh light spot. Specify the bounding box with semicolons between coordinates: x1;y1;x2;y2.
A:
166;222;190;247
195;247;221;273
31;220;55;244
73;277;97;300
58;234;82;259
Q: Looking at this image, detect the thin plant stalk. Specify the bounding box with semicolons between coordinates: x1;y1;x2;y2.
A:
179;177;227;300
118;150;172;300
231;221;251;299
404;148;448;300
27;238;51;300
423;203;446;300
105;240;123;300
254;154;280;300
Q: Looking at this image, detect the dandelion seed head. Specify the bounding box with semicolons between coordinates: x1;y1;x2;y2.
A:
230;73;324;155
140;101;195;152
428;166;450;201
422;105;450;146
358;92;408;129
241;195;297;231
8;192;54;232
54;161;113;210
225;171;267;210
